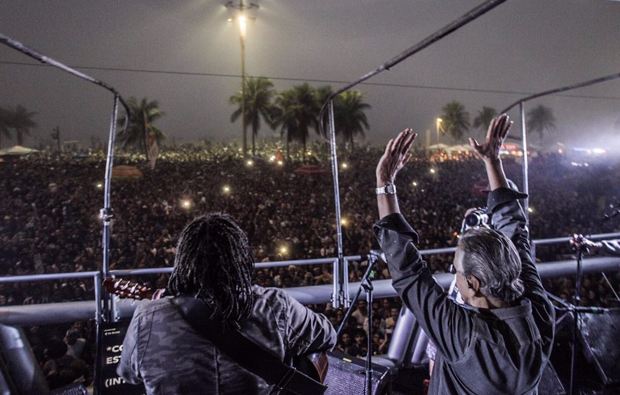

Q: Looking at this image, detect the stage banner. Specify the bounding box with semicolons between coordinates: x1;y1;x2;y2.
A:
95;320;145;395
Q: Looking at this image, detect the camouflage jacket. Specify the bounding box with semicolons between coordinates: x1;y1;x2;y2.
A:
118;285;336;395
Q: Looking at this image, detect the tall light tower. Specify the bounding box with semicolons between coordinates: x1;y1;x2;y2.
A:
435;117;443;144
226;1;258;157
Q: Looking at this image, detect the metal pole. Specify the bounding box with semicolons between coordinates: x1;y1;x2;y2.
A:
519;102;529;216
240;31;247;157
101;95;119;322
328;100;347;309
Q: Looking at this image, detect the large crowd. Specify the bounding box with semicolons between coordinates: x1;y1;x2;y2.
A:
1;143;619;388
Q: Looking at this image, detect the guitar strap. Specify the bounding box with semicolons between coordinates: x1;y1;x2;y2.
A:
171;297;327;395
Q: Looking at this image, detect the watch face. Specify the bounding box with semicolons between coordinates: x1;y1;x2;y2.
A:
386;184;395;194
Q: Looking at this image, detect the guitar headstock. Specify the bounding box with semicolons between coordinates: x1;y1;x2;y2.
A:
103;277;154;300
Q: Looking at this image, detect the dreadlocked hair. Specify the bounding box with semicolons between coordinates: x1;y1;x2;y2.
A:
167;213;255;327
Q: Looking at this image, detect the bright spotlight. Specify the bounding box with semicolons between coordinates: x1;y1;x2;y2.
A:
238;14;247;37
180;199;192;210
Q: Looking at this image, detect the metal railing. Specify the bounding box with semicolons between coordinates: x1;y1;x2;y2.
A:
0;232;618;327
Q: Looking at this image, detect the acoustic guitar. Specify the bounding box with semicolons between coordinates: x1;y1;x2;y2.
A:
103;278;329;387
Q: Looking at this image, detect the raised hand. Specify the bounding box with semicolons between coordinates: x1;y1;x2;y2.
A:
469;114;513;162
376;128;417;185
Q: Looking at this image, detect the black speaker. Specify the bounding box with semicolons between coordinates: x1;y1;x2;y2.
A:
538;362;566;395
324;351;392;395
578;309;620;386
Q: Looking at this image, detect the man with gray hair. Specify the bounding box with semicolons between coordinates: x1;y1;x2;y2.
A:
374;114;555;394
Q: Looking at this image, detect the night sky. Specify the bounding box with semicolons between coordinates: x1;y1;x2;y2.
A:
1;0;619;151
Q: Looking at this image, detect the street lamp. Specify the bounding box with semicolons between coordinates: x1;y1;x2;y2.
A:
226;1;259;157
435;118;443;144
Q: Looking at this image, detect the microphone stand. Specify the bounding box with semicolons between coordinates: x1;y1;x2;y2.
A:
336;252;380;395
0;33;130;395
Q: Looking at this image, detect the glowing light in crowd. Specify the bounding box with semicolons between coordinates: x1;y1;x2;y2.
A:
341;162;349;170
527;207;534;213
278;245;289;256
340;218;349;227
429;168;436;174
412;181;418;187
96;182;103;189
180;199;192;210
222;185;231;194
306;151;312;156
591;148;606;155
277;160;284;166
246;159;254;167
269;155;276;162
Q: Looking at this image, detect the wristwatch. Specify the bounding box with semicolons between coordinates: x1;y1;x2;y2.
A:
375;182;396;195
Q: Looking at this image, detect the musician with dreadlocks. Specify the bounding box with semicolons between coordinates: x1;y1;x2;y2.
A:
118;213;336;394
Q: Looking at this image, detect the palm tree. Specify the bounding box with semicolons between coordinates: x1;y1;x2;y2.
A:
118;97;165;153
334;90;370;148
473;106;497;132
526;105;556;141
230;77;276;156
9;105;38;146
272;89;299;159
0;107;12;148
441;101;470;142
273;84;319;155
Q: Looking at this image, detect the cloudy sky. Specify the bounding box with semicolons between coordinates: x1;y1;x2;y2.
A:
1;0;619;150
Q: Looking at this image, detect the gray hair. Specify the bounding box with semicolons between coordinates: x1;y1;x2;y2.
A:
458;227;524;302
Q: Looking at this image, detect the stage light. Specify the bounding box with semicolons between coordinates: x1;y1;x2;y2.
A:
222;185;231;194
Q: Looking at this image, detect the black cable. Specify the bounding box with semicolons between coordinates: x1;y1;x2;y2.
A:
2;60;619;102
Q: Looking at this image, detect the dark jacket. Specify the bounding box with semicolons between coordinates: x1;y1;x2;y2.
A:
374;188;555;395
118;285;336;395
